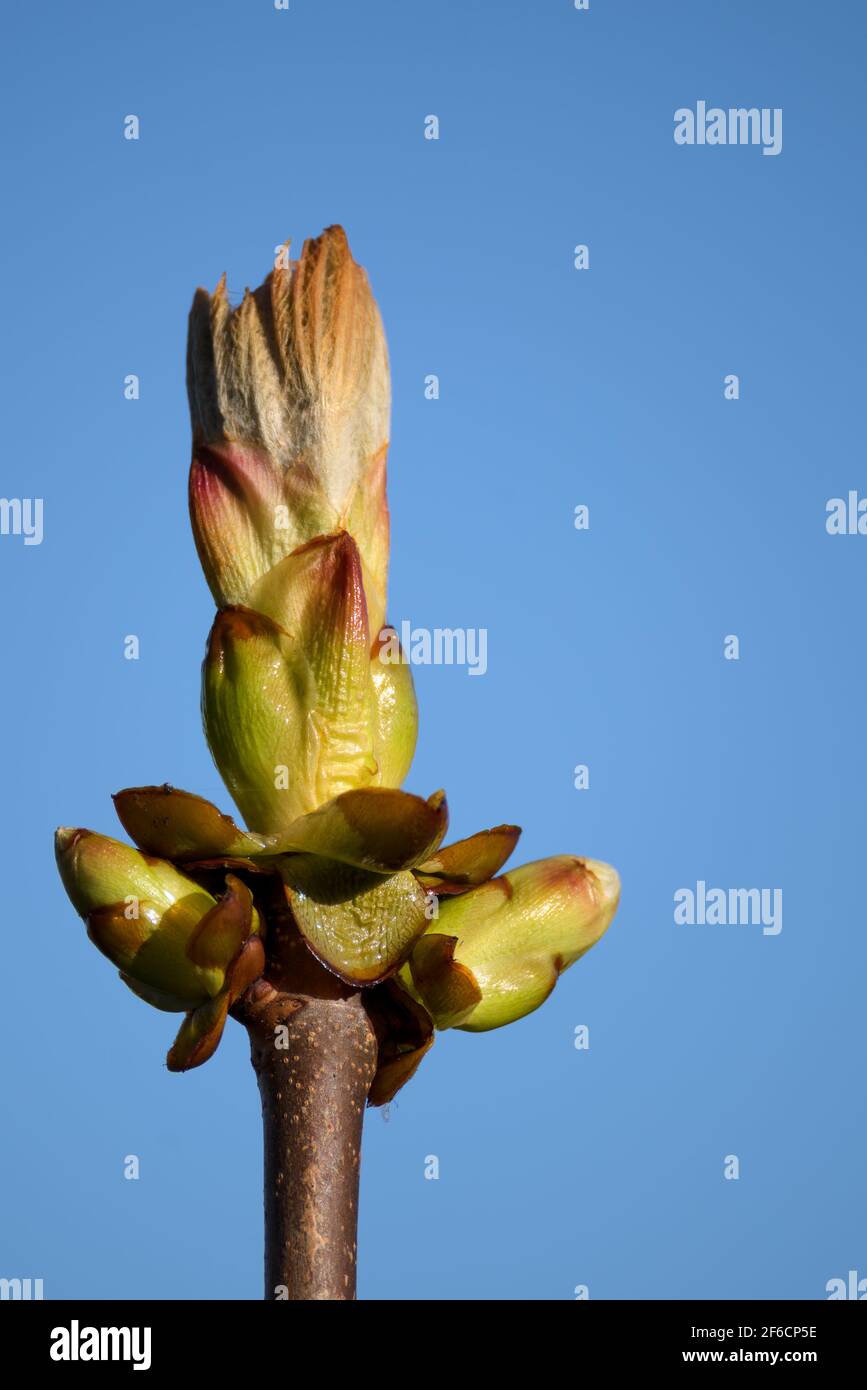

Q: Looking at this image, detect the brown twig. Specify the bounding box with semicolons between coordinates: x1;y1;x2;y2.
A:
233;890;378;1300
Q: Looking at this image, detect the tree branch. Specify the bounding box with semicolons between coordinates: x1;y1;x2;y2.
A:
237;976;378;1300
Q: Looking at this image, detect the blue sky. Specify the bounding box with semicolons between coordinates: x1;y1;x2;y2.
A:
1;0;865;1299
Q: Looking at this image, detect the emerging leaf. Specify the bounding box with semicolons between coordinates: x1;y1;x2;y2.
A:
286;868;431;985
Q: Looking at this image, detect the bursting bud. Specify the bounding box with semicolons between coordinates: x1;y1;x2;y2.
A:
187;225;390;637
189;227;417;826
409;855;620;1032
55;828;259;1010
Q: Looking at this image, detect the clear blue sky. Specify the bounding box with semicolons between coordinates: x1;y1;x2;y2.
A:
1;0;865;1299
